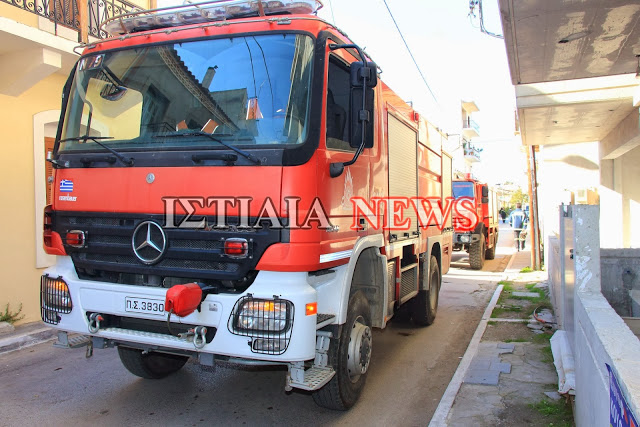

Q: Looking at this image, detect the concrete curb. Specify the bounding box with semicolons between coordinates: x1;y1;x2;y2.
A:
0;326;57;355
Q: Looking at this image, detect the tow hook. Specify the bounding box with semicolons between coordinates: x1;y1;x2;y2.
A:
178;326;208;349
193;326;207;349
88;313;104;334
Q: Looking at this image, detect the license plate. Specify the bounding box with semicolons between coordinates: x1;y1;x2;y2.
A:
125;297;165;316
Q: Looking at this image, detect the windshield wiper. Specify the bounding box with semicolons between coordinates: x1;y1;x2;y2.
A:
58;136;134;166
155;131;261;165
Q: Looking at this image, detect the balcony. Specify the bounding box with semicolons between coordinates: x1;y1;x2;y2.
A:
463;142;481;163
0;0;144;43
0;0;144;96
462;117;480;139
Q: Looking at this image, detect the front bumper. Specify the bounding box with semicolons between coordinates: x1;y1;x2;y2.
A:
453;232;481;245
42;257;317;362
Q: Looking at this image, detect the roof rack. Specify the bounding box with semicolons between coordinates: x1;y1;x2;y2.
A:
102;0;323;36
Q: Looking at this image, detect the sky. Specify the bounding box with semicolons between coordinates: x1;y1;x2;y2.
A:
156;0;528;186
316;0;527;187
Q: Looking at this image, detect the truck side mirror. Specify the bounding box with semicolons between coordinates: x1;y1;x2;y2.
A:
350;86;374;148
482;185;489;198
349;61;376;149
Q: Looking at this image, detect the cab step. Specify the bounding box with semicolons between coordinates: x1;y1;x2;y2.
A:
53;331;91;349
316;313;336;329
287;365;336;391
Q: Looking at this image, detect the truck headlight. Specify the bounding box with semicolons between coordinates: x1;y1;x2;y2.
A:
460;235;471;243
41;275;72;325
234;298;292;333
41;275;72;312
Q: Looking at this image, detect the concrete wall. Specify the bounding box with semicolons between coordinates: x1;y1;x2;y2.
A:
538;141;600;247
569;206;640;427
547;235;565;328
601;249;640;317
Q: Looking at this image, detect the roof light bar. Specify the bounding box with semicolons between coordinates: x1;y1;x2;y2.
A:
104;0;323;36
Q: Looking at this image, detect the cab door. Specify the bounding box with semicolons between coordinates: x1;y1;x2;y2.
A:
318;43;373;247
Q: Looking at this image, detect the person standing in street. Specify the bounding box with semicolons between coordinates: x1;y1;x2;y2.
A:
499;207;507;223
510;203;527;251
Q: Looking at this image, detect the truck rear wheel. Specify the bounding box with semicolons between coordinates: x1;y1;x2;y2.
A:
117;346;189;379
469;239;485;270
485;233;497;260
313;291;372;410
411;255;440;326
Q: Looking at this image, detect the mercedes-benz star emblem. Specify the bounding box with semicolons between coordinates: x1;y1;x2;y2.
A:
132;221;167;265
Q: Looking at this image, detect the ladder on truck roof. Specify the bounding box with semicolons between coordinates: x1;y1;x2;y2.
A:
102;0;323;37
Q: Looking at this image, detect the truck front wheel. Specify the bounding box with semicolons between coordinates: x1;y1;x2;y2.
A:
117;346;189;379
469;239;485;270
313;291;372;410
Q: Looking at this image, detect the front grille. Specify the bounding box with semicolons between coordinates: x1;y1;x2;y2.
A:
51;212;281;286
76;253;239;272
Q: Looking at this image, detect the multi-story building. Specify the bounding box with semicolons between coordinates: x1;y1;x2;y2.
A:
449;100;481;177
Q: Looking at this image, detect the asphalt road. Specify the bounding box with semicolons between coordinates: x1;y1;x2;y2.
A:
0;228;515;426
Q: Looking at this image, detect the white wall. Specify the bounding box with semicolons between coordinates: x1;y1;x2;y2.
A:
600;145;640;248
538;142;600;264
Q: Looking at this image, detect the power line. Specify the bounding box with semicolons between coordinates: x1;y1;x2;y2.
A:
327;0;336;25
382;0;438;105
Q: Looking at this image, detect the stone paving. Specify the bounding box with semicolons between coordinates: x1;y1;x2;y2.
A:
445;248;572;426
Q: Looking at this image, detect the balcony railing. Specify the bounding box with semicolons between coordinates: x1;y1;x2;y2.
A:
463;118;480;133
1;0;143;42
88;0;142;39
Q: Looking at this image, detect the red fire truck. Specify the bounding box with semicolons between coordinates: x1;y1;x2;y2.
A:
452;177;498;270
41;0;452;410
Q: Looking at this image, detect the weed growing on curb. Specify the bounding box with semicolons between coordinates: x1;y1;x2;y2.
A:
520;267;533;273
0;303;24;324
529;399;573;426
541;345;554;363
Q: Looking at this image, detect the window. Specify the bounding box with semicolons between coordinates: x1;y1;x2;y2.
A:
326;56;352;151
453;181;475;199
59;34;315;153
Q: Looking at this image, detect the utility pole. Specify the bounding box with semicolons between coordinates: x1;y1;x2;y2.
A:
526;146;541;270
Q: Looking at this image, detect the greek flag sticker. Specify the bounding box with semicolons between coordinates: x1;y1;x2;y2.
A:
59;179;74;193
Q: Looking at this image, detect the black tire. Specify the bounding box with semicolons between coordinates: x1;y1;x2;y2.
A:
117;346;189;379
469;238;485;270
412;255;440;326
485;233;496;260
313;291;372;410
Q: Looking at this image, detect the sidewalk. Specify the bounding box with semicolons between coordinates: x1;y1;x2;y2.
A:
0;321;56;354
430;248;575;426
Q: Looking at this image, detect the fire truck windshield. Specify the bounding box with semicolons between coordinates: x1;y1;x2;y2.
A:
59;33;314;153
452;181;475;199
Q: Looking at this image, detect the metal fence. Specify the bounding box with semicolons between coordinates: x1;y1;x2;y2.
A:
1;0;80;31
1;0;143;41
